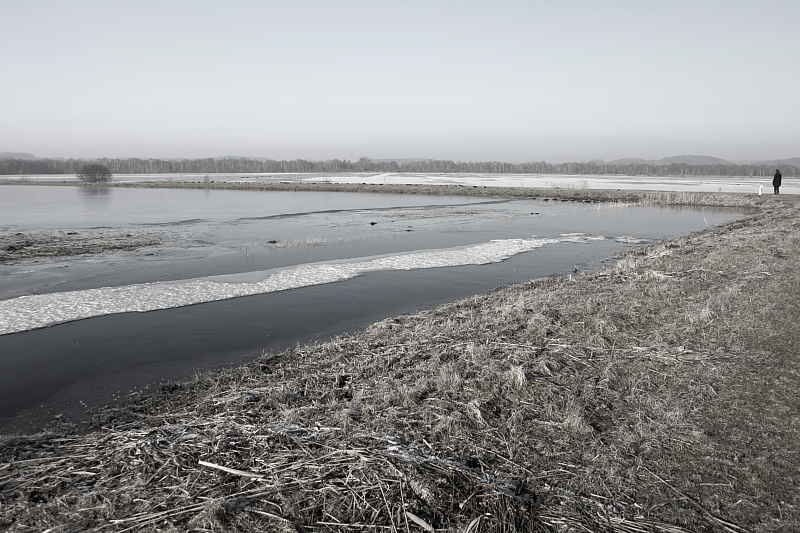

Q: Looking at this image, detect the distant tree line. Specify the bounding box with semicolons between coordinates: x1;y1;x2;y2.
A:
0;156;795;178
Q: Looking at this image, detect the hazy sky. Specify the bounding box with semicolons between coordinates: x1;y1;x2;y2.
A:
1;1;798;162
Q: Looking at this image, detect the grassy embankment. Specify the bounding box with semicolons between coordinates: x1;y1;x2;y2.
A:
1;185;798;532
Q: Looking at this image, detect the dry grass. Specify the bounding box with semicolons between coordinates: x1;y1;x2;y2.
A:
1;189;798;532
0;230;164;262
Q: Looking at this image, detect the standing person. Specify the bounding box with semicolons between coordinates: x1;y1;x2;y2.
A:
773;168;782;195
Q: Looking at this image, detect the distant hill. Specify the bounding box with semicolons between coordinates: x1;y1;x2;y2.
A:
657;155;733;165
760;157;800;168
606;155;733;166
605;158;650;165
0;152;36;160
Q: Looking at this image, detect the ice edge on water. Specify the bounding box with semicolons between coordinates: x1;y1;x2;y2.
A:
0;235;602;336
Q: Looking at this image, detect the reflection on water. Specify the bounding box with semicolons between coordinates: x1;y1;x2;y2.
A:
2;185;477;230
79;186;112;198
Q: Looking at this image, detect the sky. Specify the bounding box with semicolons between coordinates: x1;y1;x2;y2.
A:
1;0;798;163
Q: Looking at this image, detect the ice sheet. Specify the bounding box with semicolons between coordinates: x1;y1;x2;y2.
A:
0;235;599;335
300;173;798;194
6;172;796;194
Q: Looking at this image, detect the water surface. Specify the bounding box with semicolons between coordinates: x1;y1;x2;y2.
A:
0;185;744;431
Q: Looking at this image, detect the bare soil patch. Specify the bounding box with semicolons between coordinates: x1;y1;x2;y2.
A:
1;189;797;532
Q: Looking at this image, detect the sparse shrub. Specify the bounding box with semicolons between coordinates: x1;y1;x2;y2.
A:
77;163;113;183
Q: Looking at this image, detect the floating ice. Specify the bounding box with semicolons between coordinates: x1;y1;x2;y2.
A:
614;236;651;244
0;235;600;335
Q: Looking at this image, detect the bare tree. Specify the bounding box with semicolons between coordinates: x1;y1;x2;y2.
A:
76;164;113;183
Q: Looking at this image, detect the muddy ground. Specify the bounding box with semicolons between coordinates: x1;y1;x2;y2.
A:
0;185;797;532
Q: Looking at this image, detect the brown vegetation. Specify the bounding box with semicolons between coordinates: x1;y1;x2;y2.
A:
0;231;162;263
1;189;798;532
76;164;113;184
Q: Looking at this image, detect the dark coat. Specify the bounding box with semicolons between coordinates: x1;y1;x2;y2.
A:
773;170;782;187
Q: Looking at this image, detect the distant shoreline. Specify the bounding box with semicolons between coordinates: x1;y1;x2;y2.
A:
0;177;763;205
1;154;796;178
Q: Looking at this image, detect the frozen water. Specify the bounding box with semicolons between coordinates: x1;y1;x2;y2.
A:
301;173;799;194
0;185;748;429
5;172;796;194
0;185;745;333
0;235;598;335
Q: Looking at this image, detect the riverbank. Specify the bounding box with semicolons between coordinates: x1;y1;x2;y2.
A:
1;189;798;532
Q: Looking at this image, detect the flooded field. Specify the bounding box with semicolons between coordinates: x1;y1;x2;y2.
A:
0;185;744;430
4;170;797;194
